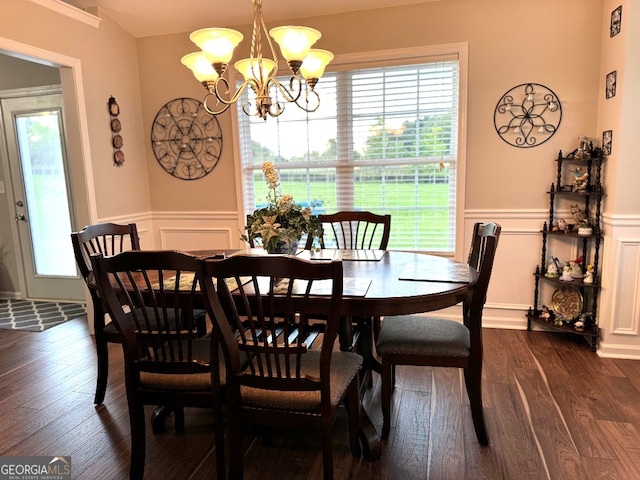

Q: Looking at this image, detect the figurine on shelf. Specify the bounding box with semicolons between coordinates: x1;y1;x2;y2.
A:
545;256;560;277
574;313;590;332
571;256;584;278
583;264;594;284
559;262;574;281
540;305;553;320
571;204;587;225
557;218;567;232
570;168;589;191
573;136;592;159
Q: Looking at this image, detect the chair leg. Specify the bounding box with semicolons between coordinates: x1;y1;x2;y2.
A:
320;415;334;480
213;397;226;480
343;381;362;457
464;365;489;446
381;357;393;440
228;406;244;480
128;401;146;480
173;407;185;431
92;299;108;405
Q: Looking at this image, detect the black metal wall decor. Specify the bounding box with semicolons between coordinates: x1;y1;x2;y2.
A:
151;98;223;180
494;83;562;148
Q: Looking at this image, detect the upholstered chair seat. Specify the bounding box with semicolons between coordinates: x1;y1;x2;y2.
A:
376;315;470;358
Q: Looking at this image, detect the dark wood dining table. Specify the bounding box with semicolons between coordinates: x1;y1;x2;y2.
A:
99;247;477;460
189;248;479;460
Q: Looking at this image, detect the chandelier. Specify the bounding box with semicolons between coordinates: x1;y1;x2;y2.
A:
181;0;334;120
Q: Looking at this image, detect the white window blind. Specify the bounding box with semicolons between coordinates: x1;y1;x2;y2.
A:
237;51;461;252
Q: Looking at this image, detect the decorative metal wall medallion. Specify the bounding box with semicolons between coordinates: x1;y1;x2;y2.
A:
494;83;562;148
151;98;223;180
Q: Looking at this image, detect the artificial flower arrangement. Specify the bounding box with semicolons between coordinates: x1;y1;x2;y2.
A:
242;162;323;254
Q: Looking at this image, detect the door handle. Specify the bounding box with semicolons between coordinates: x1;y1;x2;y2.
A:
15;213;25;221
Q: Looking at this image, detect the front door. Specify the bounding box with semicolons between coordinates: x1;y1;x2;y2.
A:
1;92;84;300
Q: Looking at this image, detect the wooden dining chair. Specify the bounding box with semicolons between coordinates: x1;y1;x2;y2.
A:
316;211;391;250
71;222;141;405
375;222;501;443
315;211;391;359
90;250;225;480
199;254;365;480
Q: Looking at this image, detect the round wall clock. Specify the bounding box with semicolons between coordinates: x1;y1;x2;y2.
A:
151;98;223;180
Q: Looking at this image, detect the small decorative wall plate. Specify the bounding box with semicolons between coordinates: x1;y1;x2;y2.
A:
114;150;125;165
151;98;223;180
112;134;123;149
111;118;122;132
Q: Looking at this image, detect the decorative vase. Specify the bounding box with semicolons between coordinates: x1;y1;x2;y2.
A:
266;239;299;255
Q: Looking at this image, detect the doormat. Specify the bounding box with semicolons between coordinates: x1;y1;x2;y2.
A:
0;299;86;332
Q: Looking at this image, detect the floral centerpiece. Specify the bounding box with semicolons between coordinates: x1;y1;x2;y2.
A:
242;162;323;254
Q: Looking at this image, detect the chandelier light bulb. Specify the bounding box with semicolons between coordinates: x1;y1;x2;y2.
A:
269;26;321;64
234;58;277;82
180;52;219;83
189;28;243;65
300;49;334;81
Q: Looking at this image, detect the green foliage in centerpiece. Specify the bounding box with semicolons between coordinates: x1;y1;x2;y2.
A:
242;162;323;253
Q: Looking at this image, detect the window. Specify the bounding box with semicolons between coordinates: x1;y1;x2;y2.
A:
236;44;467;253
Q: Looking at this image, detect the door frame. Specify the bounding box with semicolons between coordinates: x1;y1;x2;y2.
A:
1;89;86;300
0;36;97;300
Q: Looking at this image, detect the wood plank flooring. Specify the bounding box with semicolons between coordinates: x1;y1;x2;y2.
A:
1;317;639;479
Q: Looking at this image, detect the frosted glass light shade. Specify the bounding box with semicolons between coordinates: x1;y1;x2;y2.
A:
300;49;334;80
181;52;219;82
234;58;277;81
189;28;243;64
269;26;321;62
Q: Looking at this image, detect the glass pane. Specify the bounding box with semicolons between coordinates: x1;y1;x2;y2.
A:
15;111;76;276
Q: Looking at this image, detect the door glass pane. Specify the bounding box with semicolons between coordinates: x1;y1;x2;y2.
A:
15;111;76;276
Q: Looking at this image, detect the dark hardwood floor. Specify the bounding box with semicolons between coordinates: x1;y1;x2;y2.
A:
1;316;639;479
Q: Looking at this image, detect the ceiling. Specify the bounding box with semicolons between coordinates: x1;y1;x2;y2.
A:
64;0;438;38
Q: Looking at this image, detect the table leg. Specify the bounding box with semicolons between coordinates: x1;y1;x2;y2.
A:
358;395;382;461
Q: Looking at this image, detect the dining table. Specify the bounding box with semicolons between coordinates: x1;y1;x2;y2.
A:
102;247;477;461
189;247;479;460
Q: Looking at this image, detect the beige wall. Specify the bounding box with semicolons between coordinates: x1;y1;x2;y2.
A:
3;0;640;356
138;0;604;215
1;0;152;224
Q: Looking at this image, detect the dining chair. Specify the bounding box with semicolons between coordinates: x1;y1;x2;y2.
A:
316;211;391;250
199;254;364;480
315;211;391;359
71;222;141;405
375;222;501;443
90;250;225;480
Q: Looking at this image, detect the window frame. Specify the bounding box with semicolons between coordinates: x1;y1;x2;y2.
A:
231;42;468;259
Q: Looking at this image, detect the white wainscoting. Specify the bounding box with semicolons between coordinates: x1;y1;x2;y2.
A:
596;214;640;359
100;209;640;359
465;210;640;360
101;211;244;252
